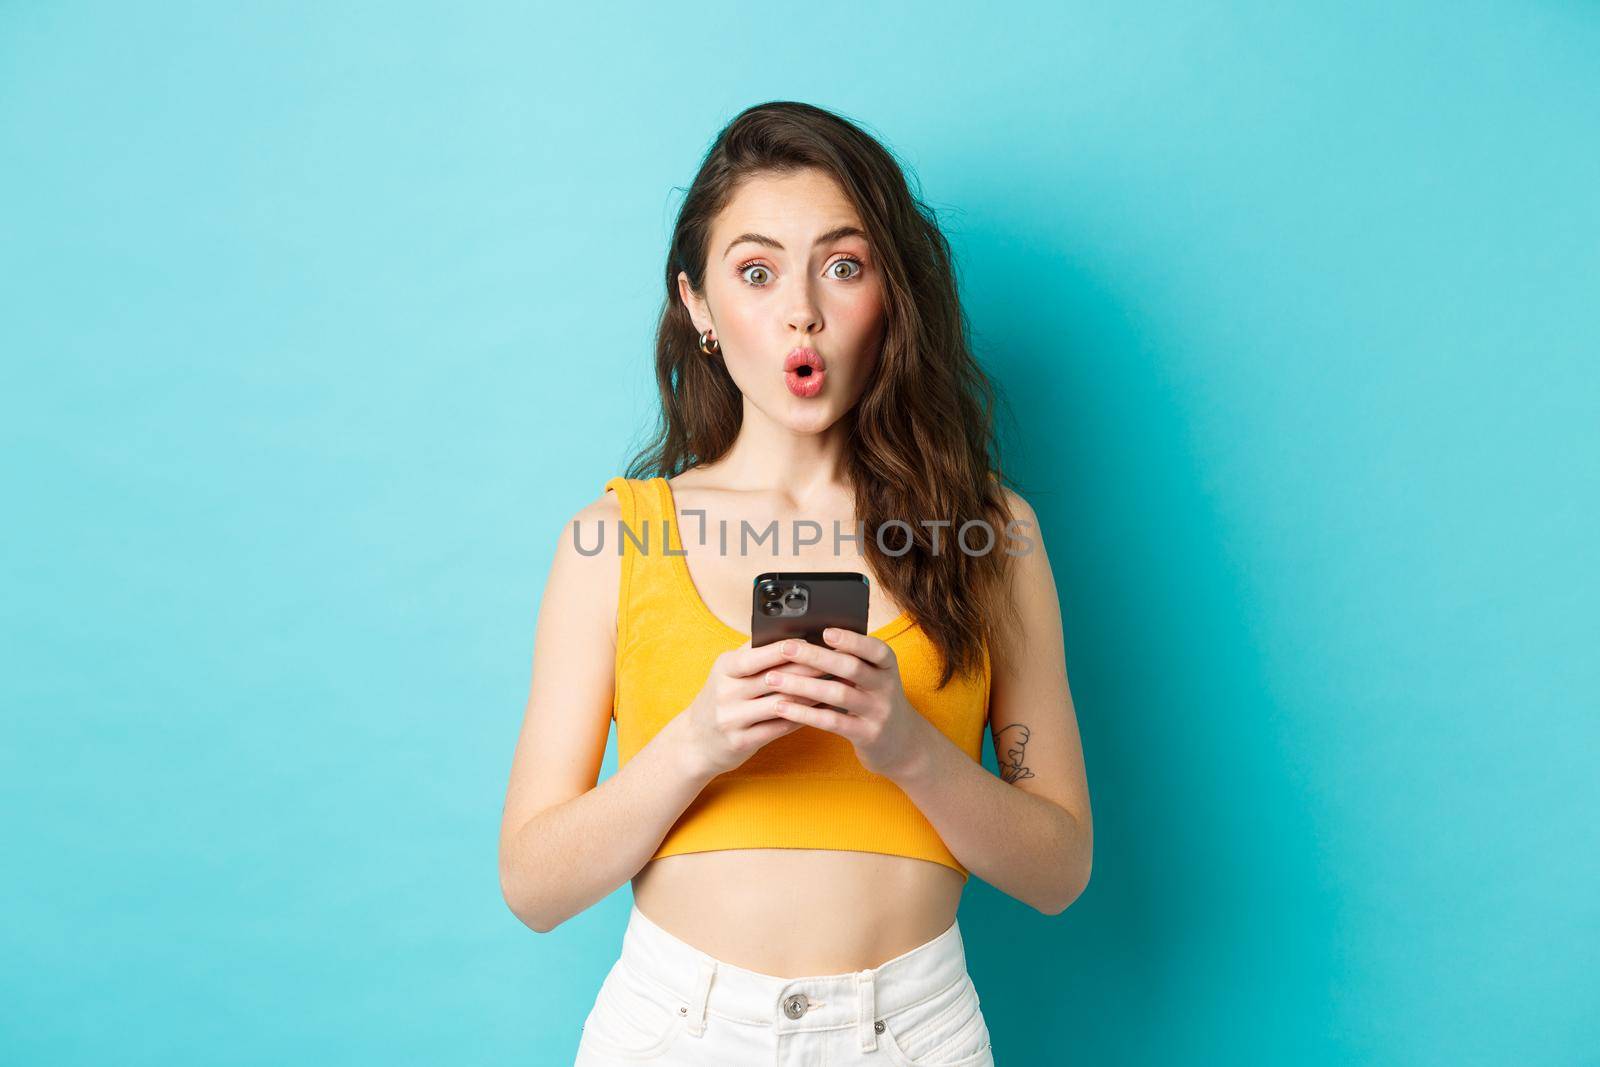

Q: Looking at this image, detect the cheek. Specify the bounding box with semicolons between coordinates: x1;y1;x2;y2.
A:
711;293;759;337
707;300;770;390
831;287;887;358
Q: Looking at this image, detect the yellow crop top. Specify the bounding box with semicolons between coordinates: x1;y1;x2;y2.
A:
603;475;991;881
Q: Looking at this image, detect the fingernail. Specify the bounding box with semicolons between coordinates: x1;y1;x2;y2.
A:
781;640;799;656
766;671;781;685
823;628;838;641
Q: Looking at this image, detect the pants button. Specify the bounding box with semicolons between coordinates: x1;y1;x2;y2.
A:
782;993;809;1019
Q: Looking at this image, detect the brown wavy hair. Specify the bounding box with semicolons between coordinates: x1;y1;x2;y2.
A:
624;100;1024;688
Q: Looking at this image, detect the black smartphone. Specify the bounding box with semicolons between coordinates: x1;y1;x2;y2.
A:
750;571;871;649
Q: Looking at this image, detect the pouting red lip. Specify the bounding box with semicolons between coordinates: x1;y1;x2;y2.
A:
784;348;826;373
785;366;825;398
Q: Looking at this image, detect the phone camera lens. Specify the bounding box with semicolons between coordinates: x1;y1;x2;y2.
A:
760;601;783;616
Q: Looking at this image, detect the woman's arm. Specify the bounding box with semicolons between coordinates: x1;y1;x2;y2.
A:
498;492;715;933
895;488;1093;913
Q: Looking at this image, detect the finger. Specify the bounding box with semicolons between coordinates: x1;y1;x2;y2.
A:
723;640;809;678
762;671;869;714
737;716;806;747
741;660;828;692
773;638;874;686
821;627;895;669
730;692;822;730
771;698;864;740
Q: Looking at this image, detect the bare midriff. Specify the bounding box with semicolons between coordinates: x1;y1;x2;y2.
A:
631;848;964;977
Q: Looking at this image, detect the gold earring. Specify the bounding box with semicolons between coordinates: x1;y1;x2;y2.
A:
699;330;721;356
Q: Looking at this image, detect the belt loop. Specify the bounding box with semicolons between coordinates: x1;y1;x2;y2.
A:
685;956;716;1037
856;969;878;1052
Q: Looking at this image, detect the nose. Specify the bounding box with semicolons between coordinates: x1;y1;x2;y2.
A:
785;279;822;335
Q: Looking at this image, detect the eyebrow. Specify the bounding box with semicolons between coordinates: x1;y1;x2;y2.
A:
722;225;869;260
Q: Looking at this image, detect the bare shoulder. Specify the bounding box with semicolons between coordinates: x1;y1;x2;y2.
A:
998;484;1039;531
990;483;1057;667
579;485;625;529
549;487;624;643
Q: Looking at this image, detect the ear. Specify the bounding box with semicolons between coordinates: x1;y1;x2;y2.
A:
678;270;712;335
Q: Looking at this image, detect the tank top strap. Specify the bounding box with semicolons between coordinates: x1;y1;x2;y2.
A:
603;476;682;723
601;475;673;568
602;475;647;538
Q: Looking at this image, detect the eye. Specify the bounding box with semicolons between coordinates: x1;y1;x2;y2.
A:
829;257;864;280
739;262;772;286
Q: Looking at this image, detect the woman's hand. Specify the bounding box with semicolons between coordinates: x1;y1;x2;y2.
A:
675;641;830;780
762;628;935;782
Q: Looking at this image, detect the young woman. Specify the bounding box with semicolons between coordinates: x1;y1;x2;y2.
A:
500;101;1092;1066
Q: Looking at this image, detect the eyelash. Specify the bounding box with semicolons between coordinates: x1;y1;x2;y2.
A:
735;256;865;286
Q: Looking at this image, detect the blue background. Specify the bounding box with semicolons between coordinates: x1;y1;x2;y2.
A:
3;2;1596;1064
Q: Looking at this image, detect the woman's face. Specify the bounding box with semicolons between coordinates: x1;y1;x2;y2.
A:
679;167;887;433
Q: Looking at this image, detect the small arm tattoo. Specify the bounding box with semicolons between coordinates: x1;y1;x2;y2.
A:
995;724;1036;783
